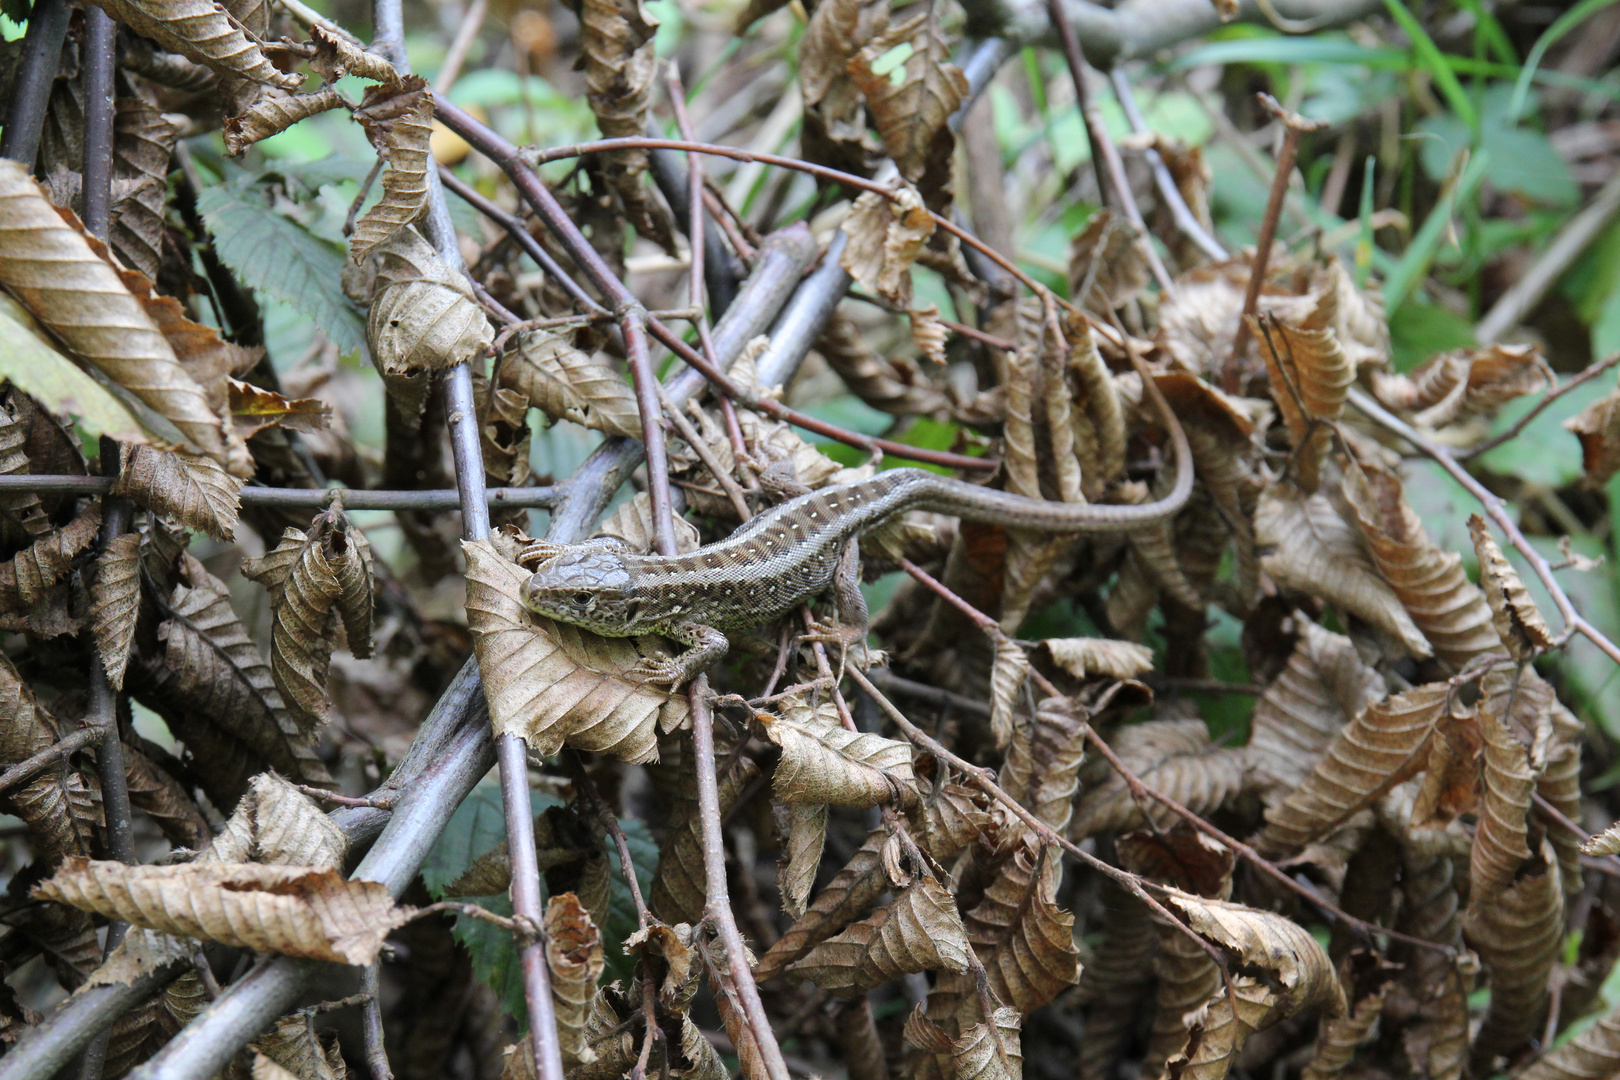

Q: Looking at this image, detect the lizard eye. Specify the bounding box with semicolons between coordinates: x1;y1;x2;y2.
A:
572;592;594;606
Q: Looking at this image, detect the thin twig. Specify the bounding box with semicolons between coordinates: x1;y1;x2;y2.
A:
562;751;650;929
1044;0;1176;295
360;962;393;1080
435;0;487;90
1108;68;1228;262
1457;352;1620;460
863;669;992;718
690;681;792;1080
1535;792;1620;878
0;726;105;796
1224;94;1324;392
0;476;562;510
292;784;397;810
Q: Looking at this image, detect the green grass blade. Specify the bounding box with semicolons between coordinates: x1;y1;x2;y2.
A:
1382;150;1489;314
1381;0;1478;133
1508;0;1620;123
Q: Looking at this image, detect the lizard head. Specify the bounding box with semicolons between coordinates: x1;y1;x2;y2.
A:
520;548;644;636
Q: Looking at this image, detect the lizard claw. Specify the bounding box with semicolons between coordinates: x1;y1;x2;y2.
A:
516;541;566;569
626;657;688;690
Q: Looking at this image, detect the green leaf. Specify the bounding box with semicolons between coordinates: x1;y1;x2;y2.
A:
0;294;160;445
1383;150;1489;315
195;178;367;357
1388;302;1475;370
1508;0;1620;124
1479;376;1610;489
1415;97;1577;207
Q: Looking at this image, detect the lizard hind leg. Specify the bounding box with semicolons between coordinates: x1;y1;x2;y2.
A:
802;539;886;680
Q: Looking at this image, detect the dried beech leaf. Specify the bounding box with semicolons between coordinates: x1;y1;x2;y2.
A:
1257;682;1450;855
0;650;100;863
790;873;970;997
0;503;100;614
998;702;1086;835
0;162;227;460
1516;998;1620;1080
847;9;967;204
755;826;890;980
224;86;346;156
840;185;935;307
37;858;411;964
595;492;701;555
86;0;301;88
1582;820;1620;857
1468;694;1537;907
112;444;242;540
501;329;642;440
1465;840;1563;1065
778;802;828;920
207;772;347;868
989;637;1031;750
578;0;671;247
545;893;605;1069
907;1005;1024;1080
108;99;178;281
1301;972;1392;1080
910;304;948;366
963;840;1080;1014
1468;514;1553;660
1255;311;1347;491
351;77;434;261
1374;343;1549;428
122;740;211;850
0;401;51;538
799;0;887;171
760;692;916;808
367;227;493;388
309;25;397;83
816;311;950;417
83;926;194;988
242;523;342;728
1256;482;1430;657
1342;460;1501;670
464;537;679;764
1071;720;1253;838
649;754;758;925
1247;619;1385;795
1067;210;1147;314
89;532;142;690
1566;385;1620;486
1037;638;1154;681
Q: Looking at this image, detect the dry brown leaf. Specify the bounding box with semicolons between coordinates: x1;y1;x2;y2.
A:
224;87;347;156
86;0;301;88
755;825;891;980
906;1005;1024;1080
1371;342;1549;428
1067;210;1148;313
1257;682;1451;855
0;161;227;460
501;328;642;440
1465;840;1563;1067
0;401;52;539
798;0;887;172
367;227;493;401
464;537;678;764
1342;459;1501;670
108;99;178;281
909;304;948;366
255;1012;348;1080
593;492;701;555
1566;385;1620;486
1071;719;1253;838
83;927;194;988
923;782;997;859
545;893;605;1069
1300;971;1392;1080
846;8;967;205
648;754;757;925
1037;638;1153;681
840;185;935;307
1469;514;1554;659
578;0;670;247
112;443;242;540
998;701;1086;835
228;379;332;440
816;310;951;417
0;503;100;615
1582;819;1620;856
308;25;397;83
778;802;828;920
989;637;1032;750
0;650;100;863
38;858;411;964
760;693;917;810
1254;313;1349;491
207;772;347;868
242;526;340;728
351;77;434;262
1256;482;1430;657
122;740;211;850
1247;619;1386;794
1467;691;1538;908
1515;998;1620;1080
791;872;970;997
962;841;1080;1015
88;532;142;690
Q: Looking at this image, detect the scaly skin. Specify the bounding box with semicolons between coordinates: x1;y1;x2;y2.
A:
521;365;1194;687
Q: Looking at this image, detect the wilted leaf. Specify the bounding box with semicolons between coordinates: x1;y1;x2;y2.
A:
791;872;970;997
577;0;670;247
0;650;101;863
89;532;141;690
254;1013;347;1080
208;772;347;868
1068;210;1148;314
755;826;891;980
840;185;935;307
989;637;1032;750
86;0;301;88
367;228;493;406
799;0;887;171
0;503;99;615
82;927;194;988
545;893;605;1069
1468;514;1554;660
1256;482;1430;658
907;1005;1024;1080
501;328;642;440
1374;342;1549;428
112;444;242;540
0;161;227;461
1467;691;1537;908
1301;968;1393;1080
228;378;332;439
1257;682;1451;855
1515;998;1620;1080
464;537;677;764
760;691;917;808
778;801;827;920
594;491;701;555
1037;638;1154;681
224;86;347;157
1465;840;1563;1066
1071;719;1253;838
847;8;967;206
1254;313;1349;491
649;752;757;925
1566;385;1620;486
351;77;434;261
963;840;1080;1015
37;858;411;964
308;24;397;83
122;740;211;850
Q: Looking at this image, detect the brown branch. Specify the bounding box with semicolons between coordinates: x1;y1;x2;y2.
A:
360;962;393;1080
1458;352;1620;460
562;750;651;930
0;726;105;796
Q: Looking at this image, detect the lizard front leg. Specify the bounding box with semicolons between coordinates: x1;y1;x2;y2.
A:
628;621;731;689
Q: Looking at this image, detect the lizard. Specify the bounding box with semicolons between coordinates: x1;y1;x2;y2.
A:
518;357;1195;689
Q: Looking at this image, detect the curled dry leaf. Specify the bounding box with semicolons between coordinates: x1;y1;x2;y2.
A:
351;77;435;262
649;754;757;925
999;701;1086;834
1468;514;1554;659
241;520;344;728
1468;696;1537;907
207;772;347;869
309;25;397;83
1068;209;1148;314
1566;384;1620;487
840;185;935;307
790;872;970;998
224;86;346;156
755;825;891;980
1037;638;1154;681
846;7;968;205
1255;482;1430;658
816;311;951;417
1257;682;1451;855
0;161;226;461
367;228;493;401
760;692;917;808
778;802;828;920
37;858;411;965
1581;819;1620;857
89;532;142;690
85;0;302;88
254;1014;348;1080
1342;459;1501;670
595;492;702;555
578;0;670;248
1300;970;1393;1080
1247;618;1386;795
0;503;100;615
1071;719;1253;838
1515;997;1620;1080
1254;313;1349;491
500;328;643;440
907;1005;1024;1080
82;927;194;988
463;537;677;764
989;637;1032;750
121;740;211;850
910;304;948;366
963;840;1081;1015
1373;342;1549;428
1465;840;1563;1066
545;893;605;1069
112;443;242;540
0;650;101;863
0;401;52;539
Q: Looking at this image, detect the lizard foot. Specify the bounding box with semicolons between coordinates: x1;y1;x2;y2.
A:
515;541;566;569
800;622;887;672
625;656;690;690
